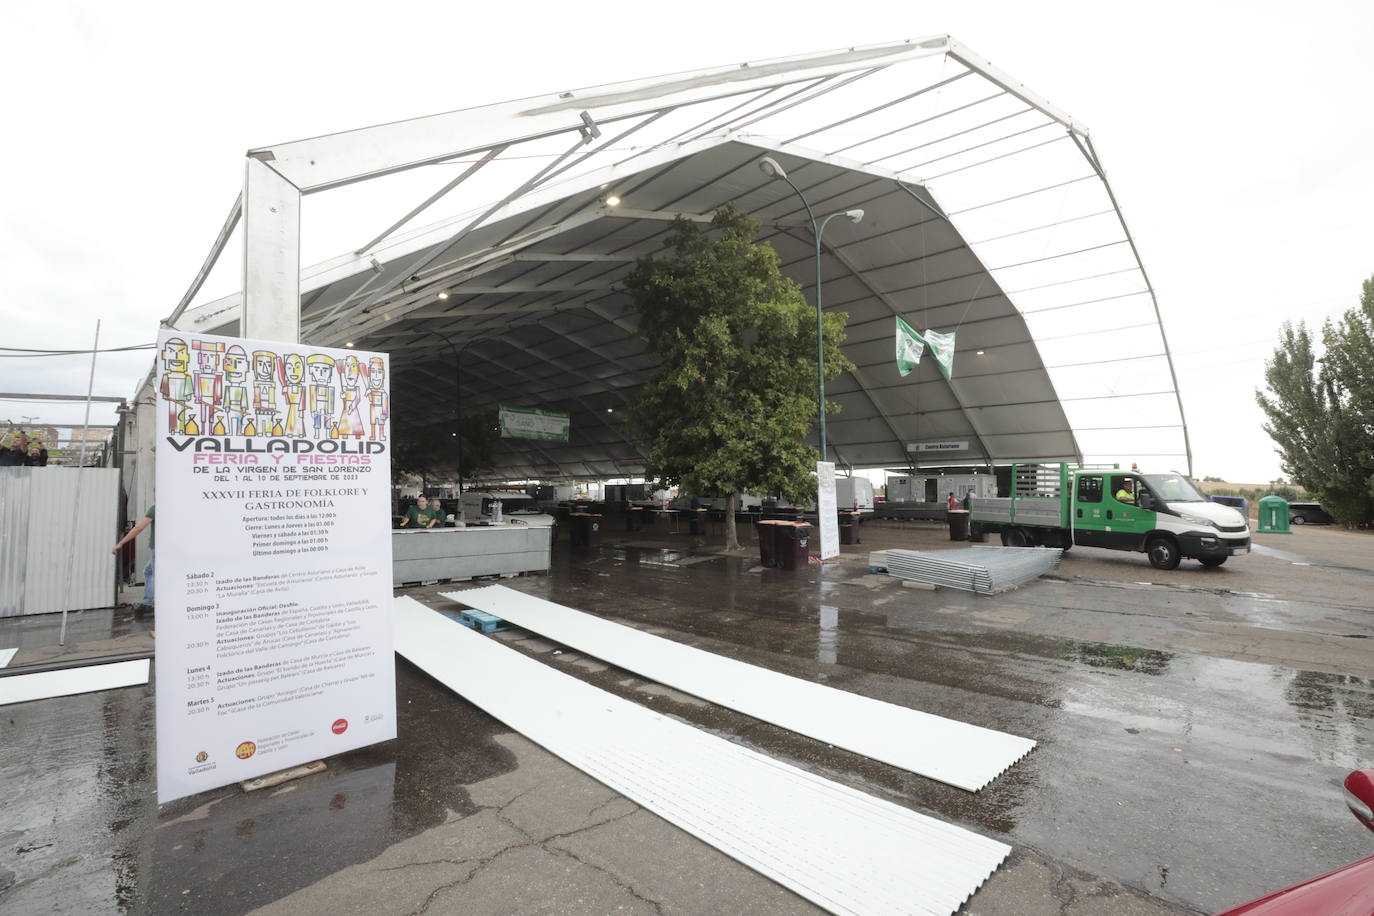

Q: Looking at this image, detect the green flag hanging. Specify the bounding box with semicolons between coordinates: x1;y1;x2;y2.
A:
923;328;956;379
895;317;925;377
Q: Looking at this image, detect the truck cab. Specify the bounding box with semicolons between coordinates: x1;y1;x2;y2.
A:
1069;469;1250;567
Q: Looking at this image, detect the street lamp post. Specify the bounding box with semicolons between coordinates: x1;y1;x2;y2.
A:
430;331;464;496
758;156;862;462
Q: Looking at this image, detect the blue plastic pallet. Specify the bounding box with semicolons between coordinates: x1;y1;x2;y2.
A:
452;608;512;633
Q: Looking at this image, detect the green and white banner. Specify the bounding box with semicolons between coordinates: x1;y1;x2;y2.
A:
499;405;570;442
895;317;925;377
923;328;956;379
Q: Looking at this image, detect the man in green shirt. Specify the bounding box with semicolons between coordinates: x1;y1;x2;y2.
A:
113;505;155;617
400;495;442;529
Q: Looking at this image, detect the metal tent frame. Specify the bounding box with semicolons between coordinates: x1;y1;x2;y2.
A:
154;36;1191;479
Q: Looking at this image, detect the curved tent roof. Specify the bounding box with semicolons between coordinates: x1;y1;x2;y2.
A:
172;36;1190;479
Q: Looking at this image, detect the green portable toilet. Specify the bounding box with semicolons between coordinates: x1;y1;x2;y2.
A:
1257;495;1290;534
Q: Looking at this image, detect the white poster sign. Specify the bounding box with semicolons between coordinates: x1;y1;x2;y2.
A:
817;461;839;560
154;331;396;803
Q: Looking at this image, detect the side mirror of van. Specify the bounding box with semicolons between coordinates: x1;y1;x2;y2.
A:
1137;491;1155;510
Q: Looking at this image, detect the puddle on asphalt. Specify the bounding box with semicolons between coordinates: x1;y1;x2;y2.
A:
608;546;723;568
1060;640;1174;675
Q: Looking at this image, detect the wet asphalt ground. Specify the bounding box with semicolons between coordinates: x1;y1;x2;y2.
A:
1;519;1371;915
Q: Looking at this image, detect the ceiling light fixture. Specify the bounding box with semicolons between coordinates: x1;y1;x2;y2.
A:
437;291;449;300
976;350;986;356
604;194;621;207
345;342;354;348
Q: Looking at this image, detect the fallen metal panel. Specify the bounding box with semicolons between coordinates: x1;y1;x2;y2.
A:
394;596;1009;916
0;659;149;707
442;585;1034;791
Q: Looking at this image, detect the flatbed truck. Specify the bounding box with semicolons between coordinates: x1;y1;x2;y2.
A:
970;463;1251;570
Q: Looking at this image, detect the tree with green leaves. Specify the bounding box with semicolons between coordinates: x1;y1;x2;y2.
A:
393;411;500;491
623;205;854;551
1256;275;1374;527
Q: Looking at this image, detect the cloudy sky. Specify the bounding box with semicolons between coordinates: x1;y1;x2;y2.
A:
3;1;1370;482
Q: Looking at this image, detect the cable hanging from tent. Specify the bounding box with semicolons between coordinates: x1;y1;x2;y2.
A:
0;343;154;358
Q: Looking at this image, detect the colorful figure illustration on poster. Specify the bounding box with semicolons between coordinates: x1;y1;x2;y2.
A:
249;349;281;437
280;353;307;438
160;337;193;434
366;357;389;441
306;354;337;439
221;345;250;436
191;339;225;436
159;335;388;442
337;354;365;439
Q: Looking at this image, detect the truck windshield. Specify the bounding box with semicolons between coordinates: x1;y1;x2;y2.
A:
1142;474;1206;502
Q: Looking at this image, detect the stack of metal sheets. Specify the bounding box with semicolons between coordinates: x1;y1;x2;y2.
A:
885;546;1062;595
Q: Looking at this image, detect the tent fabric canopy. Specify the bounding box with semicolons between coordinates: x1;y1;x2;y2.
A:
174;36;1190;480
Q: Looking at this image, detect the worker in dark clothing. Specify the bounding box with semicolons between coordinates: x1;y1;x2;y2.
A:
0;430;28;466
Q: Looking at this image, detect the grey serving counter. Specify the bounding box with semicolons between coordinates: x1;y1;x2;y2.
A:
392;524;552;585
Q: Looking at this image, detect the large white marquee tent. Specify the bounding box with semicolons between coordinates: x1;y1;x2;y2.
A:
147;36;1190;480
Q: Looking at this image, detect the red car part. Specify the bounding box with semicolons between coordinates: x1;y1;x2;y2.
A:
1214;769;1374;915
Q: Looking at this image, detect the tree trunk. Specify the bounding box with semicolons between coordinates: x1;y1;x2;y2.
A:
725;492;741;552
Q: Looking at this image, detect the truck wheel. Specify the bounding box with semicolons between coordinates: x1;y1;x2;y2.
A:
1198;556;1227;567
1001;528;1029;547
1146;536;1181;570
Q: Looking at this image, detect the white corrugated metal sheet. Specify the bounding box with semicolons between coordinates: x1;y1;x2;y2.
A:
0;659;149;706
395;596;1010;916
0;469;33;616
0;467;119;616
444;585;1034;791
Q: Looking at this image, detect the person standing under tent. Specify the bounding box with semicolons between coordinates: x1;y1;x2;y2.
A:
113;505;155;617
399;495;442;529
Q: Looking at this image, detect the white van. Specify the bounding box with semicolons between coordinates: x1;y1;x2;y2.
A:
458;490;555;527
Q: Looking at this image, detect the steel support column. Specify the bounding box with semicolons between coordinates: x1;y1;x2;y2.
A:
242;157;302;343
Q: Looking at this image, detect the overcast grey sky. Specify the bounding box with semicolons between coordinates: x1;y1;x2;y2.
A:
3;1;1370;481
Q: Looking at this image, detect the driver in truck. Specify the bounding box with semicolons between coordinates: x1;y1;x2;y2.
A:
1114;477;1136;504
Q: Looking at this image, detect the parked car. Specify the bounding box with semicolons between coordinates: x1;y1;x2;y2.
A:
1214;768;1374;914
1288;502;1334;525
1210;495;1248;516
